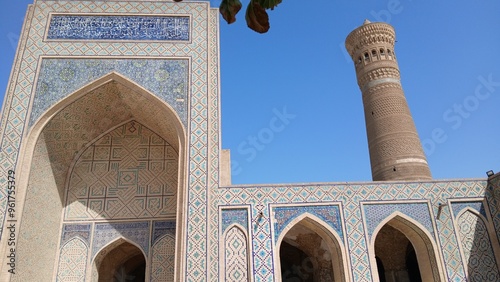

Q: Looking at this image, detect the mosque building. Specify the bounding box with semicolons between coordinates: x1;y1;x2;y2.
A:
0;0;499;281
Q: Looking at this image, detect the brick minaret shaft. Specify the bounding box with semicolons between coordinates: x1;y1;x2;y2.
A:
345;20;431;181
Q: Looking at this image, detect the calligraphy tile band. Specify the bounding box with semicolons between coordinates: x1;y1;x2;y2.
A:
47;15;190;41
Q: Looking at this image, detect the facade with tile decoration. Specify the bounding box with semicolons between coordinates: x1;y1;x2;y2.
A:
0;0;499;281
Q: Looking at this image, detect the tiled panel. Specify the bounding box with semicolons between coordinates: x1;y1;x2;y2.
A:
56;237;88;282
152;220;176;245
65;121;178;221
60;223;91;246
221;208;248;233
457;210;500;281
363;202;434;240
30;58;189;127
151;233;176;282
92;221;150;258
273;205;343;242
224;226;249;281
451;201;487;219
47;15;190;41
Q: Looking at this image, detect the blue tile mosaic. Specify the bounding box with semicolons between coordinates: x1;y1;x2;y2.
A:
47;15;190;41
60;223;91;246
364;203;435;240
30;58;189;127
221;208;248;232
273;205;342;243
92;221;150;257
451;201;487;220
152;220;176;245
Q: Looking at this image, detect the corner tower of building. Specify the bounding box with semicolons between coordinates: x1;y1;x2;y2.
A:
345;20;431;181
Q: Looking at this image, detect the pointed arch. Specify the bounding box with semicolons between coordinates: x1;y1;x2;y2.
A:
222;224;250;282
56;237;88;282
456;208;500;281
27;71;186;149
456;207;488;226
275;213;350;282
150;234;176;282
91;237;147;282
369;211;445;282
13;72;188;281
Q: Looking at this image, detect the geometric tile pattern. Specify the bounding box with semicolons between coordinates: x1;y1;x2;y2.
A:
486;176;500;251
457;210;500;281
56;237;88;282
224;226;249;282
364;202;434;240
65;121;178;220
30;58;189;127
451;201;487;220
151;234;176;282
47;15;190;41
222;208;248;233
273;205;342;242
207;8;222;281
92;221;150;258
60;223;91;246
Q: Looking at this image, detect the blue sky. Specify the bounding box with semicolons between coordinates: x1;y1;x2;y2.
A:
1;0;499;184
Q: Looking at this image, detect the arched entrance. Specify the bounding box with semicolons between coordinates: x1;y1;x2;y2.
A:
370;214;444;282
276;216;348;282
95;239;146;282
14;73;186;281
374;225;421;282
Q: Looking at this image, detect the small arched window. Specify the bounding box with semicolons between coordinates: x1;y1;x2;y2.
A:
364;52;370;61
380;48;385;55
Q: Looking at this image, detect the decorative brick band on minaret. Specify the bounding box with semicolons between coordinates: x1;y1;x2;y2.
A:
345;20;431;181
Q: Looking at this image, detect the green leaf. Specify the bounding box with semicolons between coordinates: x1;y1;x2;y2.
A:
245;1;270;33
257;0;282;10
220;0;243;24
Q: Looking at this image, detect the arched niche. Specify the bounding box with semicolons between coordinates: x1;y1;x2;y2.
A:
370;212;445;282
275;214;349;282
222;224;250;281
56;237;88;281
150;234;176;282
12;73;187;281
456;208;500;281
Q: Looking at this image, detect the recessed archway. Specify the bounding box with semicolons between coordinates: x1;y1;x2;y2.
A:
456;208;500;281
374;225;421;282
370;213;444;282
93;238;146;282
276;215;349;282
14;73;187;281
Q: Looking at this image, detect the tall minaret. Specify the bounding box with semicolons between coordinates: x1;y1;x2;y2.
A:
345;20;431;181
